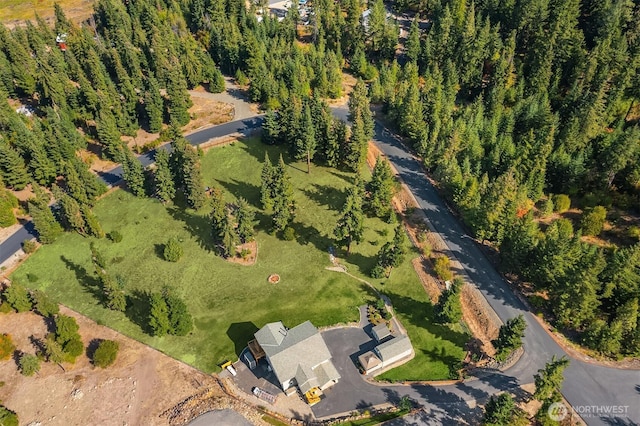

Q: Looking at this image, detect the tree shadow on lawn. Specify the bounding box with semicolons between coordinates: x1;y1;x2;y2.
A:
60;255;104;305
328;169;357;185
341;250;377;276
125;289;152;335
290;221;334;253
383;291;470;348
239;138;295;167
226;322;259;357
217;179;262;209
166;206;216;252
301;184;346;212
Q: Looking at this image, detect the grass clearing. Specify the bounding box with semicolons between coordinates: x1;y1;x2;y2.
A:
0;0;93;26
12;138;467;378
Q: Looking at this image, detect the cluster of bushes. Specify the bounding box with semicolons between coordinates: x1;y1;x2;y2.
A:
148;287;193;337
0;284;119;371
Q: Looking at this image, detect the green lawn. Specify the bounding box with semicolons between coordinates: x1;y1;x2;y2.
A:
12;138;467;378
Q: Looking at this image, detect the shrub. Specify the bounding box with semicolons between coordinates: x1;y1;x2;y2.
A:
282;226;296;241
63;338;85;359
0;303;12;314
0;405;18;426
31;290;59;317
433;256;453;281
4;284;32;313
552;194;571;213
22;239;37;254
93;340;119;368
492;315;527;362
107;230;123;243
26;273;38;283
163;238;183;262
580;206;607;236
629;226;640;241
0;334;16;360
541;198;554;217
370;264;385;279
238;248;251;259
19;353;41;376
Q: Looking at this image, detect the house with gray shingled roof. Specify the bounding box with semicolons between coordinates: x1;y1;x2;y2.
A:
253;321;340;400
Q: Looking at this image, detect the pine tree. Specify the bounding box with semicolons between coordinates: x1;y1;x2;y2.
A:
219;213;238;257
235;198;256;243
123;151;146;197
262;110;280;145
492;315;527;361
210;187;227;242
96;108;125;162
333;184;365;254
53;186;86;234
367;157;395;220
346;114;368;171
295;104;317;173
534;356;570;403
149;292;171;336
0;142;29;190
144;74;164;133
435;277;464;323
272;155;296;231
153;149;175;203
28;189;63;244
163;288;193;336
406;17;421;63
81;204;105;238
260;153;276;210
348;79;374;140
166;64;192;127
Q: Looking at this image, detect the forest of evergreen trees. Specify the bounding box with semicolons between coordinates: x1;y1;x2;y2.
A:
375;0;640;357
0;0;638;357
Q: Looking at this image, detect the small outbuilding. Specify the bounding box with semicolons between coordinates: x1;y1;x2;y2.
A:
375;335;413;366
371;323;391;342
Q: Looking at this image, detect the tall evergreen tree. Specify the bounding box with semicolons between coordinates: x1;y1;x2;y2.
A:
28;188;62;244
122;151;146;197
0;142;29;190
333;183;365;254
367;157;395;220
235;198;256;243
260;152;276;210
272;155;296;231
153;149;175;203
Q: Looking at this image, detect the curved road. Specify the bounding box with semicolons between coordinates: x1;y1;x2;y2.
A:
352;115;640;425
1;100;637;425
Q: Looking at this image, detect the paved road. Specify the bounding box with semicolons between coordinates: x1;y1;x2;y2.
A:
1;96;638;424
186;409;253;426
0;115;264;265
349;112;640;425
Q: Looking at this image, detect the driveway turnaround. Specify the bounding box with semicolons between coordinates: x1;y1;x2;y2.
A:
187;409;253;426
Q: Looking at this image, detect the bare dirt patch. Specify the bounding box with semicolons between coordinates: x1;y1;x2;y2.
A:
226;241;258;266
182;95;234;134
0;306;258;426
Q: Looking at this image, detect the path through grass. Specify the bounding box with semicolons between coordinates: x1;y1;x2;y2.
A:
12;138;467;378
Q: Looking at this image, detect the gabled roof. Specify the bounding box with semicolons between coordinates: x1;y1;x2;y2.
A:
295;364;319;394
254;321;334;386
372;323;391;342
254;321;288;348
314;360;340;386
375;335;413;361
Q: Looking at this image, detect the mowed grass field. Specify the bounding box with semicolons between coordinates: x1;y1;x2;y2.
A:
12;138;467;378
0;0;93;25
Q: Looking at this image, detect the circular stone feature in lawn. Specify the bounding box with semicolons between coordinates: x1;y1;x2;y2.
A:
268;274;280;284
